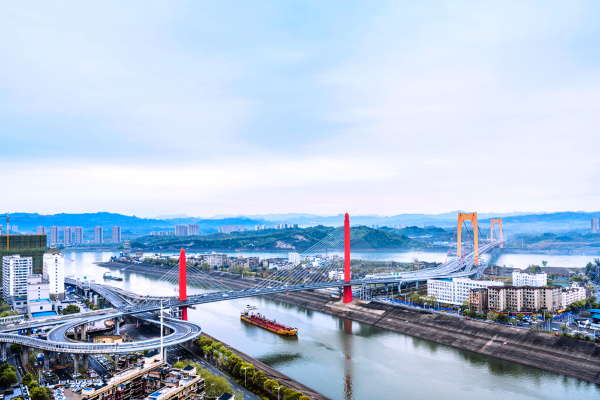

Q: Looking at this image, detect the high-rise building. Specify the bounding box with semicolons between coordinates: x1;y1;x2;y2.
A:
187;224;199;236
94;226;104;244
175;225;188;236
37;226;46;235
74;227;84;244
10;225;18;233
112;226;122;243
593;218;599;234
43;248;65;300
49;226;60;245
2;255;33;302
0;225;2;235
63;227;73;246
0;235;47;275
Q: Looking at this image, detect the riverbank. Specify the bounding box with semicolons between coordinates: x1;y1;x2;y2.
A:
96;262;600;385
198;333;332;400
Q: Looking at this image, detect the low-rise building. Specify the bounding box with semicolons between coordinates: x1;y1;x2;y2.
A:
512;271;547;287
27;274;55;318
487;285;561;313
82;355;204;400
560;284;587;309
469;288;488;313
288;252;302;265
427;277;504;305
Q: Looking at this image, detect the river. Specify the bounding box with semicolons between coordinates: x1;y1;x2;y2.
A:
62;251;600;400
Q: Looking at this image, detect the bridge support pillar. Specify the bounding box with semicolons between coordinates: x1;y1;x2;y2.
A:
179;248;188;321
73;354;79;377
0;342;6;362
21;346;28;364
115;318;120;335
343;213;353;304
60;353;67;366
83;354;89;370
81;324;87;341
43;350;50;370
457;212;479;265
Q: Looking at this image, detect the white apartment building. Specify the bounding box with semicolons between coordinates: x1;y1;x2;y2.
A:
204;253;227;268
74;226;84;244
512;271;547;287
64;226;72;245
188;224;199;236
37;226;46;235
43;248;65;300
427;277;504;305
27;275;53;317
50;226;60;245
560;284;587;309
328;270;345;280
112;226;122;243
94;226;104;244
175;225;188;236
288;252;302;265
2;255;33;303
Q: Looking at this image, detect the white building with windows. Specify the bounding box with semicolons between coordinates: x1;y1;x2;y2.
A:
2;255;33;305
512;271;547;287
43;248;65;300
64;226;72;245
49;226;60;245
328;270;344;280
288;252;302;265
74;226;84;244
175;225;188;236
427;277;504;305
27;275;54;317
94;226;104;244
112;226;122;243
560;284;587;309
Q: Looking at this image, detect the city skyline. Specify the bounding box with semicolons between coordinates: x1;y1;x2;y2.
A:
1;2;599;217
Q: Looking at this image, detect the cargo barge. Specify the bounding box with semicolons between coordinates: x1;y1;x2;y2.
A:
241;306;298;335
103;272;123;281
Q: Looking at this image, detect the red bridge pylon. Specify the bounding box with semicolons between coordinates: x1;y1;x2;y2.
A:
343;213;352;304
179;248;188;321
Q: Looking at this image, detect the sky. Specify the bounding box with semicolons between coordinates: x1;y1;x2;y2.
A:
1;1;599;218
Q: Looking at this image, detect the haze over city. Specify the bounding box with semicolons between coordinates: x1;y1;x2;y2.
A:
1;2;599;217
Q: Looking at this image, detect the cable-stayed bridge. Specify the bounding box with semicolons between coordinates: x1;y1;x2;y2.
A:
0;212;503;360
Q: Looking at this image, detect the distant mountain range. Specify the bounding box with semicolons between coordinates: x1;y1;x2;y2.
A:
2;210;598;239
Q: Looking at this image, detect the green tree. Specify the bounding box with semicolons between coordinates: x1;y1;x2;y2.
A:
409;293;422;305
9;344;21;354
0;364;17;388
542;260;548;267
516;314;524;321
460;299;470;312
494;314;509;323
253;370;267;388
264;379;279;393
560;324;569;335
204;373;232;398
29;386;50;400
299;396;311;400
62;304;80;315
20;372;34;387
234;392;243;400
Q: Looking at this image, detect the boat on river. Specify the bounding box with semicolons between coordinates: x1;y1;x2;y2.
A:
241;306;298;335
103;272;123;281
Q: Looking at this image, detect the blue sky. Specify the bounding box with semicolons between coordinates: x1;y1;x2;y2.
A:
1;1;599;217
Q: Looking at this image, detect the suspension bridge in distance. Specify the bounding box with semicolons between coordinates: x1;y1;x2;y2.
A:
0;212;503;361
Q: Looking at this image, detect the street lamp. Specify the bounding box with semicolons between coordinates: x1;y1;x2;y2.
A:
242;366;248;386
275;386;282;400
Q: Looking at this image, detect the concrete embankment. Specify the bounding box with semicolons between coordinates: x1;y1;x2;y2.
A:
98;262;600;385
199;333;332;400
